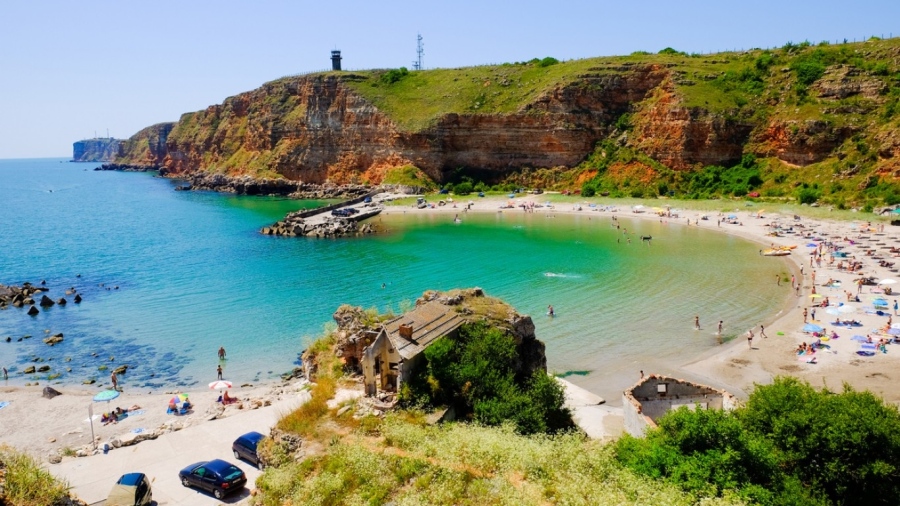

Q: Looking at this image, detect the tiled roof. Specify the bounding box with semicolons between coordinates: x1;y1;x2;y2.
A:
383;301;465;360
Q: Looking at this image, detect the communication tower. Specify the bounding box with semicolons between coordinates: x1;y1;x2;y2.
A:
412;33;424;70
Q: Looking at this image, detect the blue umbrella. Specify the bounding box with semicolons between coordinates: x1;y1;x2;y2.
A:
806;243;818;247
851;335;868;342
888;328;900;335
93;389;120;403
803;323;824;333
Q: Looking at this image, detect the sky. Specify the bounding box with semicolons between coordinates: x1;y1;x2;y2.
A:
1;1;899;159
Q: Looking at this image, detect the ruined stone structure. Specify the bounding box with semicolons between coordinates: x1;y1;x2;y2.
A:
622;374;739;437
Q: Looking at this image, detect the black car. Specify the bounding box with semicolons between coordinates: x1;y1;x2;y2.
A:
232;431;266;468
179;459;246;499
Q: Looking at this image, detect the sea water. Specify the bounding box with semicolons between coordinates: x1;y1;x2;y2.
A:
0;158;791;401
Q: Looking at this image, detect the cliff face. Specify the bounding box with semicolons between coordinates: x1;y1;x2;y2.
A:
113;38;900;199
72;138;121;162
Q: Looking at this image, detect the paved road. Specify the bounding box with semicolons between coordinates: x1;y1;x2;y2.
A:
49;395;305;505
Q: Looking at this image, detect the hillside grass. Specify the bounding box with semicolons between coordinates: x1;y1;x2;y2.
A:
0;445;72;506
255;413;741;506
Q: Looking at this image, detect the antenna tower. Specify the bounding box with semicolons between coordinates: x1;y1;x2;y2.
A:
413;33;424;70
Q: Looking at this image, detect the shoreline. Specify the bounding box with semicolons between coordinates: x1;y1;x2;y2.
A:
381;194;900;406
3;192;899;464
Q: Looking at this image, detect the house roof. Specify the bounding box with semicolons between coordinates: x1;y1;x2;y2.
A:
383;300;465;360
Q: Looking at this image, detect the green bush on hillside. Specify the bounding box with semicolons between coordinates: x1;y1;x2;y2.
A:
616;377;900;505
380;67;410;85
0;445;72;505
400;321;571;435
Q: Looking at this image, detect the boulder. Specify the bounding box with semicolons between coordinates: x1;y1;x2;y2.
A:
39;295;55;307
44;333;64;345
48;453;62;464
82;379;96;385
57;297;67;305
24;365;35;374
42;386;62;399
27;305;40;316
73;294;83;303
37;365;51;372
113;365;128;375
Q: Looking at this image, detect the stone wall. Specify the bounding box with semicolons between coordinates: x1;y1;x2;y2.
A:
622;374;738;437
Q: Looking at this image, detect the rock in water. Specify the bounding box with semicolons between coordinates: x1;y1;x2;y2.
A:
56;297;67;305
73;294;83;303
42;386;62;399
27;305;40;316
39;295;55;307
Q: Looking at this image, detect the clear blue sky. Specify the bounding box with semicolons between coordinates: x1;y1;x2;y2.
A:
1;1;897;158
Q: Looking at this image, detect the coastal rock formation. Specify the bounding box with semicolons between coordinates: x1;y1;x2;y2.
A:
262;215;376;238
72;138;121;162
107;39;900;202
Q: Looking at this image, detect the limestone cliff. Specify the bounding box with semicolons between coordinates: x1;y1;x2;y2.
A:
72;138;121;162
113;38;900;204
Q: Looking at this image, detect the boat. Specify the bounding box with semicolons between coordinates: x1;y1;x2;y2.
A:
762;249;791;256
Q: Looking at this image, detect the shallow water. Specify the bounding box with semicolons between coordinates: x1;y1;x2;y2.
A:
0;159;791;400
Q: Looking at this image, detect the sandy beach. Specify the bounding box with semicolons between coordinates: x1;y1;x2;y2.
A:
2;193;899;470
381;194;900;407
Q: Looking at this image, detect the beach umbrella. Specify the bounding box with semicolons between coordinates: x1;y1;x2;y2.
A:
838;304;857;314
169;393;189;405
826;307;842;315
208;380;232;390
888;328;900;335
93;389;120;403
851;334;868;342
806;243;818;247
878;278;897;285
803;323;824;333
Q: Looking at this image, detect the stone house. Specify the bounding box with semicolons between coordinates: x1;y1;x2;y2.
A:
622;374;739;437
362;300;465;396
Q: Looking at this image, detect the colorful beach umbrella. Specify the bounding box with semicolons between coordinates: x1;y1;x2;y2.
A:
208;380;232;390
169;393;189;405
93;389;120;403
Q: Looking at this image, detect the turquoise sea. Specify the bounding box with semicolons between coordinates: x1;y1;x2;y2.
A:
0;158;792;401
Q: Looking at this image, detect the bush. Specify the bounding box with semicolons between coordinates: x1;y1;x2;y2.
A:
452;181;473;195
402;322;571;434
380;67;410;85
796;187;821;205
581;182;597;197
538;57;559;67
616;377;900;505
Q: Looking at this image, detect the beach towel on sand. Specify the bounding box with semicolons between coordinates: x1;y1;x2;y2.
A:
0;401;9;410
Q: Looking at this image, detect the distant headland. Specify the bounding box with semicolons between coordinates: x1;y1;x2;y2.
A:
72;137;121;162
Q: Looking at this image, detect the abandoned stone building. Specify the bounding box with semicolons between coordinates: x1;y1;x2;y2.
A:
361;300;465;396
622;374;739;437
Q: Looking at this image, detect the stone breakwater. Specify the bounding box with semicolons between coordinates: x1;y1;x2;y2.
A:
262;212;377;238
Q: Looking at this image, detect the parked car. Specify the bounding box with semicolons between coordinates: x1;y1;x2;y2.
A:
232;431;266;468
179;459;246;500
107;472;152;506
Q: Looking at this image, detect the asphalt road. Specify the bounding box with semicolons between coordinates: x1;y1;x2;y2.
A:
49;395;305;505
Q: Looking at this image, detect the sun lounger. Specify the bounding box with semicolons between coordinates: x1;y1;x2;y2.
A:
857;343;877;356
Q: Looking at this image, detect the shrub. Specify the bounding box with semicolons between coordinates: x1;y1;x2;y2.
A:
402;321;571;435
796;187;821;204
453;181;473;195
380;67;410;85
538;57;559;67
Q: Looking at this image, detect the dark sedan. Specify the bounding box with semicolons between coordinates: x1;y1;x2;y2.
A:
178;459;246;500
232;431;266;468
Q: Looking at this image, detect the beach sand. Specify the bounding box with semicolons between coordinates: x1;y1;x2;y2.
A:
3;194;899;467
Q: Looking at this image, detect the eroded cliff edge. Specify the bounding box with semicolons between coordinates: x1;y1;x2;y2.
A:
112;39;900;203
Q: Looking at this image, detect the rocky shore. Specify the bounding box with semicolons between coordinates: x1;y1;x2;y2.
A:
95;163;159;172
166;172;374;199
262;212;378;238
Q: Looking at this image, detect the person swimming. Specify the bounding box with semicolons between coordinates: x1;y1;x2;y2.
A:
547;305;555;317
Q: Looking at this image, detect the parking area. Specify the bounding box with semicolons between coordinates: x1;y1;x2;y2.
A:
49;395;304;505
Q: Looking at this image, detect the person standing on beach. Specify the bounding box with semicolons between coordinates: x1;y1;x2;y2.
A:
217;364;223;380
717;320;723;335
803;308;808;323
694;316;700;330
760;324;768;338
110;371;118;391
791;275;796;289
218;346;226;360
811;308;816;322
746;328;754;349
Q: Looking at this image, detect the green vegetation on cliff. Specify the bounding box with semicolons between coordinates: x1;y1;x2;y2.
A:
0;445;73;505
